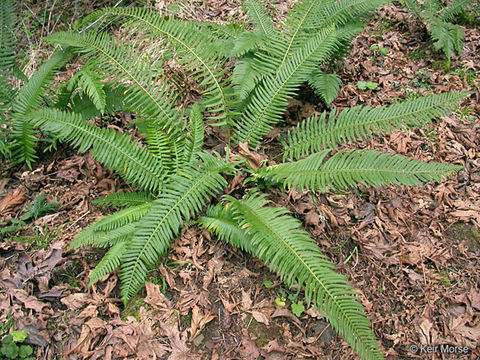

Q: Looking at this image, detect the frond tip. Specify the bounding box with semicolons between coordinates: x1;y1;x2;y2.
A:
226;193;384;360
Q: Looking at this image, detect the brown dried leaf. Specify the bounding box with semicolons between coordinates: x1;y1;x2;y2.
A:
0;186;26;214
189;305;215;340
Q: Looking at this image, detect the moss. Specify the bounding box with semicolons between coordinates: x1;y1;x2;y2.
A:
447;222;480;250
121;296;146;322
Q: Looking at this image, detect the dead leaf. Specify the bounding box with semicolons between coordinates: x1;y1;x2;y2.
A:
12;289;46;312
189;305;215;340
238;142;266;169
0;186;26;214
61;293;90;310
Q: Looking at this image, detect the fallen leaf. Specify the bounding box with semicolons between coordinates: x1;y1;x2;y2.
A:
12;289;46;312
189;305;215;340
0;186;26;214
61;293;90;310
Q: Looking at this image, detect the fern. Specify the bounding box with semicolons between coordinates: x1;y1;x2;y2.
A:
11;50;73;167
93;192;155;208
234;27;340;147
402;0;472;61
120;153;231;301
29;108;166;193
70;202;153;249
308;70;342;106
260;149;463;191
77;7;236;124
69;63;106;112
243;0;275;38
183;103;204;165
89;242;128;286
0;0;16;74
226;193;384;360
282;92;468;160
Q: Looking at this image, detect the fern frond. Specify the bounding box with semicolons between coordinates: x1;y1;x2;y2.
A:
11;50;73;167
71;64;106;112
78;8;236;123
0;0;17;74
29;108;166;193
283;92;467;160
46;30;185;137
183;103;204;165
308;70;341;106
70;203;153;249
428;18;464;60
198;203;254;254
261;149;463;191
319;0;388;27
68;84;125;120
89;242;128;286
440;0;473;21
243;0;275;38
234;27;339;147
120;153;231;301
227;193;384;360
93;191;155;207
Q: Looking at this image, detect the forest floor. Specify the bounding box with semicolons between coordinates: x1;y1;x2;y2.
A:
0;0;479;359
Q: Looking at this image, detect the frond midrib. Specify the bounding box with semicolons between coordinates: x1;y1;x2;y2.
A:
241;30;333;143
239;201;375;358
69;35;176;125
102;9;228;116
279;0;320;66
286;95;461;155
43;112;164;186
122;165;222;297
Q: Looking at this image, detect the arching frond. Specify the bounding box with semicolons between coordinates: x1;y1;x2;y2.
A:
29;108;166;193
70;64;106;112
243;0;275;38
11;50;73;167
234;27;339;147
46;30;185;138
198;203;254;254
120;153;231;301
261;150;463;191
0;0;17;74
227;193;384;360
308;70;341;106
89;242;128;286
70;202;153;249
78;7;236;123
283;92;468;160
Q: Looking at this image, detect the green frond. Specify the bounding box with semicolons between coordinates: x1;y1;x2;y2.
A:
261;149;463;191
226;193;384;360
440;0;474;21
89;242;128;286
93;223;137;248
283;92;468;160
70;203;153;249
46;30;184;136
198;203;254;254
67;84;125;120
429;18;464;60
29;108;166;193
0;0;17;74
229;31;267;58
11;50;73;167
70;64;106;112
120;153;231;301
308;70;341;106
234;27;339;147
232;55;265;101
183;103;204;165
243;0;275;38
319;0;388;28
93;192;155;208
78;8;236;123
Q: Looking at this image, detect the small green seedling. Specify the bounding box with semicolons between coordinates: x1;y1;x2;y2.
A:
1;331;34;360
370;44;389;56
357;81;378;90
291;301;305;317
263;280;273;289
275;297;286;307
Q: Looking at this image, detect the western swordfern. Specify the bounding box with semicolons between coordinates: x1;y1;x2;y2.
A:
21;0;468;359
